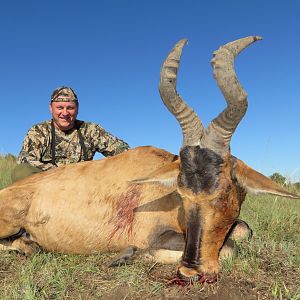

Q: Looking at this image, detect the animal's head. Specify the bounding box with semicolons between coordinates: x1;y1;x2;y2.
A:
133;37;300;282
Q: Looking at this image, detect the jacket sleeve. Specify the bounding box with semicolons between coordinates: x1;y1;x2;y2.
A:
17;126;56;171
92;124;129;157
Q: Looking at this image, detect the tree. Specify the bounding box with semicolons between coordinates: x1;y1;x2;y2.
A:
269;172;286;186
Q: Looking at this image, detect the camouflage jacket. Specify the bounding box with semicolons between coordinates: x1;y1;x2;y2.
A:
17;120;129;171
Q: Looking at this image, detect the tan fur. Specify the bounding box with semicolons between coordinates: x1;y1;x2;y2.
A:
2;37;300;283
147;249;182;264
1;145;298;280
130;160;180;187
177;265;199;278
0;147;182;254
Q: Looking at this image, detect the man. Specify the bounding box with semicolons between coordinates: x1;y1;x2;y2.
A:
12;86;129;181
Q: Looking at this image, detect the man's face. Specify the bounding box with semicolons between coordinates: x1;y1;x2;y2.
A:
49;101;78;131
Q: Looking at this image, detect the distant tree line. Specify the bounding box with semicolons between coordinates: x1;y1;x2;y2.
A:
269;172;287;185
269;172;300;190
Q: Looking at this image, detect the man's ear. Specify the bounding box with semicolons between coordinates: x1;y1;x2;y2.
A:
49;103;53;114
233;158;300;199
130;160;180;188
75;102;79;116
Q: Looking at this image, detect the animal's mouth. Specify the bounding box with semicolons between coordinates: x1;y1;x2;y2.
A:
166;270;218;286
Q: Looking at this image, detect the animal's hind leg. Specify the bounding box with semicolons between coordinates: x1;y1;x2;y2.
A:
0;236;40;256
11;237;40;256
0;218;40;256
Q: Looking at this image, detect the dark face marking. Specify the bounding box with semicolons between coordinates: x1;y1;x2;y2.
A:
182;206;202;268
179;146;224;194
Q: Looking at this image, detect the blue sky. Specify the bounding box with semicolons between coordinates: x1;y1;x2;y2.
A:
1;0;299;181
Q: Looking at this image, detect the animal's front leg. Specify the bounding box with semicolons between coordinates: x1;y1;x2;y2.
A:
109;230;185;267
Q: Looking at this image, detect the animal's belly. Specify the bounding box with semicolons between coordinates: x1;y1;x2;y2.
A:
24;204;180;254
24;202;132;254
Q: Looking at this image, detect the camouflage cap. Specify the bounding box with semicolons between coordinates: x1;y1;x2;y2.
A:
51;86;78;103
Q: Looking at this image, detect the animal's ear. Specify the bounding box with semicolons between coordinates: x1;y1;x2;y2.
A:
233;158;300;199
130;160;180;187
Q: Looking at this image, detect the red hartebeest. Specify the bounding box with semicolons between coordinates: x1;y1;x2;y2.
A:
0;36;299;283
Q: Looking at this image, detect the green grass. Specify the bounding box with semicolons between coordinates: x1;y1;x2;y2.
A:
0;155;299;299
232;194;300;298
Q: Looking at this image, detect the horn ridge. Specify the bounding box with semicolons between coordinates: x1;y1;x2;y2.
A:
159;39;205;147
203;36;262;156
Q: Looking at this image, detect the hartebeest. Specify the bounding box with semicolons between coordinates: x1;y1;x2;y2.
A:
0;36;299;283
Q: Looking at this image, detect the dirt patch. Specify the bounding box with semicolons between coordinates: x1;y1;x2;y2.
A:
145;264;258;300
0;249;298;299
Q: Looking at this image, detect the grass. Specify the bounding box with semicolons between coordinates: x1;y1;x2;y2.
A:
0;155;299;299
0;154;16;189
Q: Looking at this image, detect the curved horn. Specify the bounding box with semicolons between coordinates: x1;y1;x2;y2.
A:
159;39;204;147
203;36;262;156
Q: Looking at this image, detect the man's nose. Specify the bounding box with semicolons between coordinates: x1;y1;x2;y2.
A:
62;108;69;115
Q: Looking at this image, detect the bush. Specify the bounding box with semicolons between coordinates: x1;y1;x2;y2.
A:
0;154;17;189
